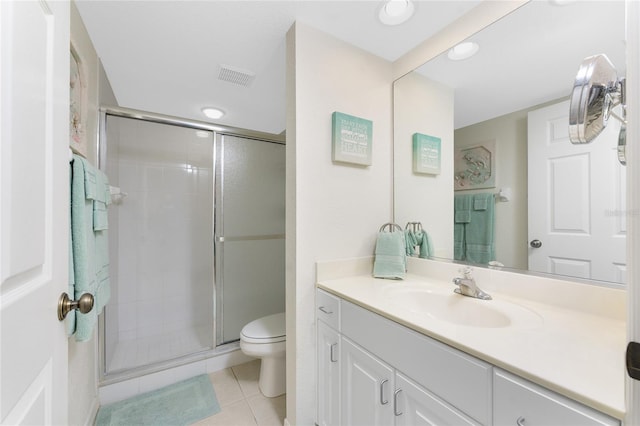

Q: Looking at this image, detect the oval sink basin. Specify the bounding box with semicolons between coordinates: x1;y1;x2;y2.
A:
384;287;542;329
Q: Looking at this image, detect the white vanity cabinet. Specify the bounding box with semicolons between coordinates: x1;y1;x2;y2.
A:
340;298;492;425
316;287;622;426
317;289;487;425
341;335;478;426
493;369;619;426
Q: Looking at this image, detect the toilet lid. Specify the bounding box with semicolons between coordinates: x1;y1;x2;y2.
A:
241;312;285;344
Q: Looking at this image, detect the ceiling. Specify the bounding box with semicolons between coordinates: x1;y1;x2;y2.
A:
75;0;480;135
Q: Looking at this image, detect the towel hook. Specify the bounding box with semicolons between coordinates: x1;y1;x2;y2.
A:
57;292;94;321
405;222;423;232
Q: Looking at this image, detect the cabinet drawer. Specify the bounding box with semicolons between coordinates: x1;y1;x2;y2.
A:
494;369;619;426
316;289;340;330
341;300;492;425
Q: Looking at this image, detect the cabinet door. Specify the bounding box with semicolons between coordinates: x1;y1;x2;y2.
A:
395;372;480;426
317;321;341;426
494;370;619;426
341;337;394;426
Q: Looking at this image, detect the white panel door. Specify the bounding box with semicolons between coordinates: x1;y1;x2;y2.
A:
528;100;626;284
0;1;69;424
341;337;394;426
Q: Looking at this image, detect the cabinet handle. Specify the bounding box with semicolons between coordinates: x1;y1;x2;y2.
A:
516;416;525;426
330;343;338;363
380;379;389;405
319;306;333;315
393;389;403;416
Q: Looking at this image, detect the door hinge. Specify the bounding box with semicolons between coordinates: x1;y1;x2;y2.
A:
626;342;640;380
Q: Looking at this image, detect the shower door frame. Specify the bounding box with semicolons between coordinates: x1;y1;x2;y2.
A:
97;106;284;384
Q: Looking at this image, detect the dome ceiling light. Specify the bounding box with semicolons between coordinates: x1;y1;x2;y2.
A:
201;107;225;120
447;41;480;61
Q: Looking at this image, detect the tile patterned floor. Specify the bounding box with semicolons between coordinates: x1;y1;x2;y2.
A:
192;360;286;426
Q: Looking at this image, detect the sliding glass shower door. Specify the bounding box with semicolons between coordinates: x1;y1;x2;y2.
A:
215;135;285;344
103;114;214;375
100;107;285;378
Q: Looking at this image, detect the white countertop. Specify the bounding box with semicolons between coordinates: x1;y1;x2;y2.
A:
317;260;626;420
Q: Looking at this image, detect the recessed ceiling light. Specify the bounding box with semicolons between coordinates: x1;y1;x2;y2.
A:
549;0;576;5
447;42;480;61
379;0;414;26
201;107;225;120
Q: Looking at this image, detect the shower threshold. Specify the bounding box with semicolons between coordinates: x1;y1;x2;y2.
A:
101;335;240;386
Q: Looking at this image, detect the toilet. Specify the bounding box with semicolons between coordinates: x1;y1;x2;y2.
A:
239;312;286;397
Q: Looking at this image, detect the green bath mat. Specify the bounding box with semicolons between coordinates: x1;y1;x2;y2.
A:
96;374;220;426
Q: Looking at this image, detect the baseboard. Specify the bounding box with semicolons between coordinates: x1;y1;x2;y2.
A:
83;396;100;426
205;348;255;373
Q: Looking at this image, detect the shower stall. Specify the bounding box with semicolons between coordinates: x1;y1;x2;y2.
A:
99;107;285;380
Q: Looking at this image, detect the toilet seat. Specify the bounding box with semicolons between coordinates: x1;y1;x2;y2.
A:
240;312;285;344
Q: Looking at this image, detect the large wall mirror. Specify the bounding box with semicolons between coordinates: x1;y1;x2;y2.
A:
393;0;626;287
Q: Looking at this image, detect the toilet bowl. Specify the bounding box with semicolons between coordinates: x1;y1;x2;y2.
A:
239;312;286;397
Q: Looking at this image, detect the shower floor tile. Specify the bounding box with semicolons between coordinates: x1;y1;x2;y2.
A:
192;360;286;426
107;325;212;373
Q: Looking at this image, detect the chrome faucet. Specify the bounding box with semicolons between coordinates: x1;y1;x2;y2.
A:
452;267;492;300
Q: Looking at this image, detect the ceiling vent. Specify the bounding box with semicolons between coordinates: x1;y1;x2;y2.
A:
218;64;255;87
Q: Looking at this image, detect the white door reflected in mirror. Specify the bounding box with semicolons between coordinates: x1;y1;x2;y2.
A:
528;100;626;284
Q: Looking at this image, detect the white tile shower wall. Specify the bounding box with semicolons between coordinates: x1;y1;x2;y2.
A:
115;119;214;349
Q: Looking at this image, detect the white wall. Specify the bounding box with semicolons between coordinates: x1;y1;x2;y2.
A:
393;72;454;258
286;22;393;425
70;2;99;165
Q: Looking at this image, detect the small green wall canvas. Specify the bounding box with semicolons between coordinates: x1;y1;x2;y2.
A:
332;112;373;166
412;133;441;175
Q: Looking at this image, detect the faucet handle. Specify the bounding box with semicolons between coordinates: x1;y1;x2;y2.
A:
459;266;473;278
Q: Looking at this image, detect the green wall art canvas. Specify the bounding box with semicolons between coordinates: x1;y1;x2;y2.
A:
412;133;441;175
331;111;373;166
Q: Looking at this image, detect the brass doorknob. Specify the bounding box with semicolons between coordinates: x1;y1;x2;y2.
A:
58;292;94;321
